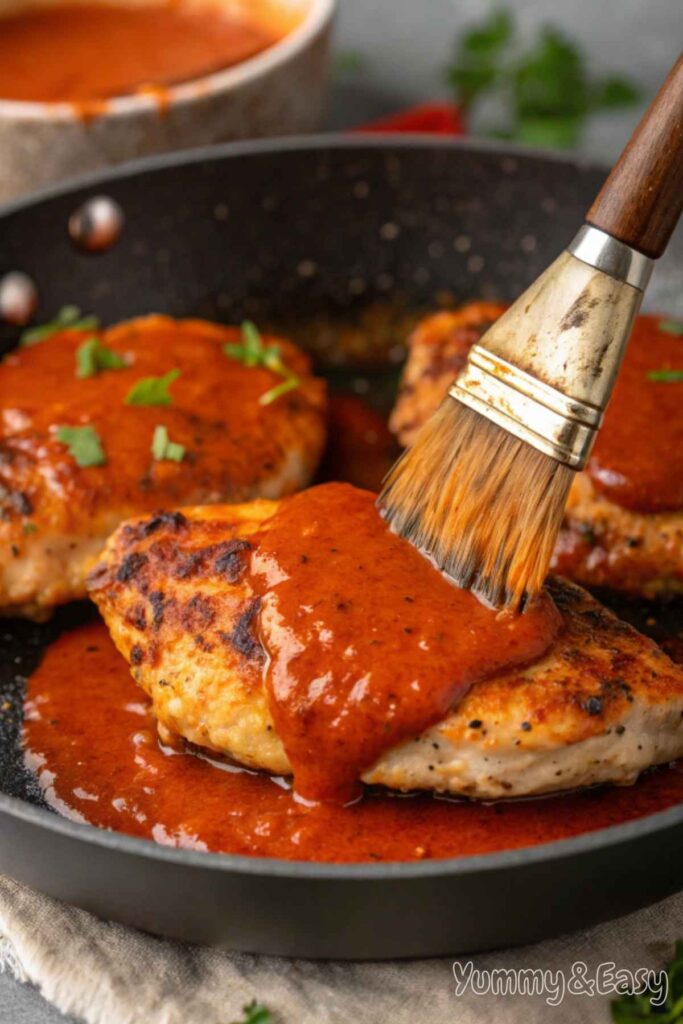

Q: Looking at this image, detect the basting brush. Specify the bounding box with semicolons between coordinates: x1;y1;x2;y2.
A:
380;55;683;611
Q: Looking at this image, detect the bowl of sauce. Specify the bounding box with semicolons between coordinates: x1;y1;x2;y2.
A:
0;0;335;200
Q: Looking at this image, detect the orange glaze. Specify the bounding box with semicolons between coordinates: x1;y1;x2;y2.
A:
23;620;683;863
0;316;325;534
249;484;561;804
587;316;683;513
0;3;282;105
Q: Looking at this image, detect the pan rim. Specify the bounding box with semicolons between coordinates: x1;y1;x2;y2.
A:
1;132;679;885
0;132;608;220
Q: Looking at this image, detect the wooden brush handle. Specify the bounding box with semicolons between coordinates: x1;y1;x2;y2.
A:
587;53;683;259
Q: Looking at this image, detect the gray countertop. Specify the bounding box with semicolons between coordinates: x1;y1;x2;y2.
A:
1;1;680;1020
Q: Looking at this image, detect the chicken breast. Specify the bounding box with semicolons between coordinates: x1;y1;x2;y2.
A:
88;498;683;801
390;305;683;598
0;315;326;617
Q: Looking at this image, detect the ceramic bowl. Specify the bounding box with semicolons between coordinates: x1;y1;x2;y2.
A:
0;0;335;202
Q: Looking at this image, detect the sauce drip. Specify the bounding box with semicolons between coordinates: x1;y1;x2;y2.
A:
23;621;683;863
587;316;683;512
250;484;561;803
0;3;282;104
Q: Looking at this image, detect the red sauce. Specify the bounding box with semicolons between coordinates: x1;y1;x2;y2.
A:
587;316;683;512
0;3;282;105
316;394;399;493
249;484;560;803
23;621;683;863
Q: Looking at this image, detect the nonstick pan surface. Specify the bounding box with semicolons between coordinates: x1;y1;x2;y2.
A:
0;137;681;960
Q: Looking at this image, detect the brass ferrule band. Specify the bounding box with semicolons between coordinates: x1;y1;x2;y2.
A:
449;346;604;469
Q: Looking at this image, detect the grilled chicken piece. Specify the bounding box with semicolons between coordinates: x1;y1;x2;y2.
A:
89;499;683;800
0;315;326;618
390;305;683;598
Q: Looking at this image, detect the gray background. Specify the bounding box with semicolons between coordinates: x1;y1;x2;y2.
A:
1;0;681;1020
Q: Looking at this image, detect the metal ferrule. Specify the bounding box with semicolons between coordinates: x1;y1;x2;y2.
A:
449;225;654;470
451;346;603;468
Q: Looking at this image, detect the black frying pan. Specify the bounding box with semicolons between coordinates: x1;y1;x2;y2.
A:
0;137;681;960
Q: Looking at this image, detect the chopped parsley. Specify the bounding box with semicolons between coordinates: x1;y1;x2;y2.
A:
224;321;300;406
76;336;126;378
20;305;99;347
125;369;180;406
647;369;683;383
611;938;683;1022
151;425;185;463
22;522;37;535
229;1001;273;1024
259;376;300;405
659;320;683;337
55;425;106;467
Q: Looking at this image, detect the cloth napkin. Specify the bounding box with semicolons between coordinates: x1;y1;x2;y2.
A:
0;875;681;1024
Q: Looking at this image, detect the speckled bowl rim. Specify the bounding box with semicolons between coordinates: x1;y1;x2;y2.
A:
0;0;335;122
0;133;681;881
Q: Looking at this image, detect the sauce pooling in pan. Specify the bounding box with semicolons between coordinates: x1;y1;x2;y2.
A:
23;622;683;863
0;3;282;105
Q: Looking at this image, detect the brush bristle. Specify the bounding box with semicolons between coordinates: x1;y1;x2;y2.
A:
378;399;574;610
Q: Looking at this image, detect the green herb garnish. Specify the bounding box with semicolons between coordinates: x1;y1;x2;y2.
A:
335;50;365;75
151;425;185;463
259;376;300;406
648;369;683;383
125;369;180;406
224;321;300;406
20;305;100;347
229;1001;273;1024
76;336;126;378
22;522;37;535
611;938;683;1022
55;425;106;468
659;320;683;337
447;9;641;148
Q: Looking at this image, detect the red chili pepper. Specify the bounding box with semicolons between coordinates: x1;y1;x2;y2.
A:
356;102;466;136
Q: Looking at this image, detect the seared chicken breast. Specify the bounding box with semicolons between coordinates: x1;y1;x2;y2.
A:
89;498;683;801
0;315;326;617
391;305;683;597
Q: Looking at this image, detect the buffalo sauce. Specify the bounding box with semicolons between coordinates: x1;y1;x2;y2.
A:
23;620;683;863
0;3;282;106
248;484;561;804
586;316;682;513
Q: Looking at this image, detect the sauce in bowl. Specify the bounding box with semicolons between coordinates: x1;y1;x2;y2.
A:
0;2;284;105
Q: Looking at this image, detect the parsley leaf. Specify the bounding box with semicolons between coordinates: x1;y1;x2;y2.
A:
125;369;180;406
259;376;299;406
151;425;185;463
224;322;300;406
229;1000;273;1024
335;50;365;76
446;9;641;148
20;305;100;347
446;9;512;109
647;369;683;383
659;320;683;337
55;425;106;467
76;336;126;378
611;939;683;1022
22;522;37;535
593;76;641;108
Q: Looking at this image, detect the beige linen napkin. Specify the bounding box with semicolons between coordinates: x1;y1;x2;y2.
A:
0;874;681;1024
